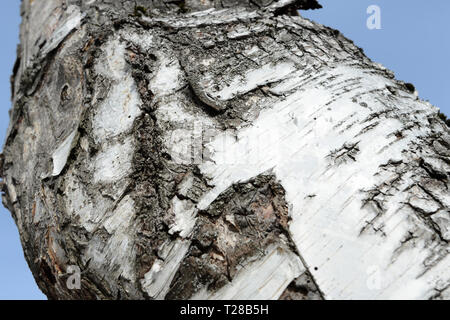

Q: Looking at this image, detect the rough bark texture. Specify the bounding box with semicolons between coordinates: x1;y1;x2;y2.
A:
1;0;449;300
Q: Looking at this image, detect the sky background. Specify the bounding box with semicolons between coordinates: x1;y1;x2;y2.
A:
0;0;449;300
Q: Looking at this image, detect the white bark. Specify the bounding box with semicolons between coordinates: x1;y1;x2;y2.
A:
1;0;449;299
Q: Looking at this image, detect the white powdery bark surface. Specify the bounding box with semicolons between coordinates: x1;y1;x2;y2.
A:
159;56;448;298
193;65;448;299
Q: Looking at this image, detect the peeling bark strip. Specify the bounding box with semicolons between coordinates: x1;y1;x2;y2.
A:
1;0;449;300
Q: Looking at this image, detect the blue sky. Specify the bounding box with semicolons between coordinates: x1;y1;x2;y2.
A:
0;0;448;300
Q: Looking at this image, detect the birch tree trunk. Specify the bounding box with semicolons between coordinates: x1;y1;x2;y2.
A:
1;0;449;300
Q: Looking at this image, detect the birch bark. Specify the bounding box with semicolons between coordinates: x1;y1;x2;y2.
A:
1;0;449;299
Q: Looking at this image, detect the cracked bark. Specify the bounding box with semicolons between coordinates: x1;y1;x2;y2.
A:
1;0;449;300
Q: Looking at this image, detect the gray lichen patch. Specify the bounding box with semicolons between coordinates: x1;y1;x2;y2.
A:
166;174;298;299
